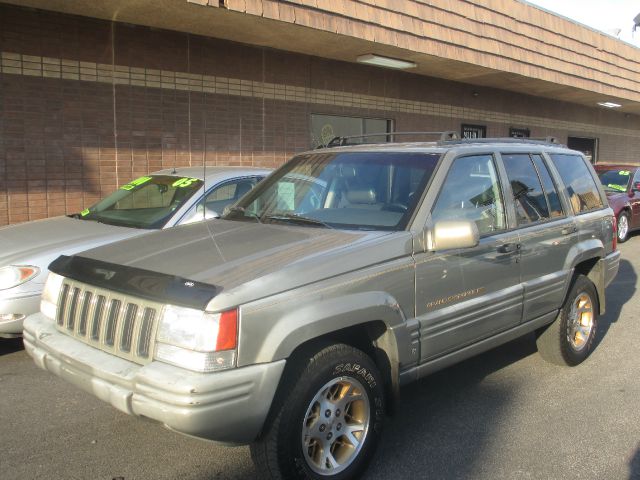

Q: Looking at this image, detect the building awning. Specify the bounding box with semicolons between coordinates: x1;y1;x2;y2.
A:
5;0;640;114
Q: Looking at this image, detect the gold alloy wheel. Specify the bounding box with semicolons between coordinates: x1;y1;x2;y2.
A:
301;377;370;475
567;292;594;351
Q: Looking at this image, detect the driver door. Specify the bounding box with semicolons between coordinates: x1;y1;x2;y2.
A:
415;153;523;362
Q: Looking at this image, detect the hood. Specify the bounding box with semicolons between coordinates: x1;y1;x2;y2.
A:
77;219;403;307
0;216;145;281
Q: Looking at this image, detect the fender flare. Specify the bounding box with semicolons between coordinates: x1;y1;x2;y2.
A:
563;238;606;314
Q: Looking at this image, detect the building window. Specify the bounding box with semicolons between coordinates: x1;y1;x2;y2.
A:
509;127;530;138
311;114;392;148
567;136;597;164
461;124;486;139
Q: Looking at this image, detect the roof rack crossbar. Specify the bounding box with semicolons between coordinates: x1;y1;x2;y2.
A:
325;130;459;147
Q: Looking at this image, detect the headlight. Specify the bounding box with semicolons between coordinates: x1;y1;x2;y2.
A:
0;265;40;290
155;305;238;372
40;272;65;320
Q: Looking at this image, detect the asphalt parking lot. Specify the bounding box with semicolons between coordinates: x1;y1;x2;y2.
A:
2;239;640;480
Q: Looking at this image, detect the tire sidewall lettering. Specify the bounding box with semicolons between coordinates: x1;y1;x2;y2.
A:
332;363;378;389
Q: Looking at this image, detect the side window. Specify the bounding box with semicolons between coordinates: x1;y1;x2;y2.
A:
203;178;258;213
432;154;506;236
549;154;604;214
502;153;549;225
531;155;563;218
632;169;640;190
180;177;259;224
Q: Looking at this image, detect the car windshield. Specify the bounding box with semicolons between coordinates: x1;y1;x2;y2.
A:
597;168;632;193
223;151;441;230
78;175;203;228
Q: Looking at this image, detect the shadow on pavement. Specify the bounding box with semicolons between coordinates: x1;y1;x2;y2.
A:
630;446;640;480
594;258;636;350
0;337;24;356
365;335;534;479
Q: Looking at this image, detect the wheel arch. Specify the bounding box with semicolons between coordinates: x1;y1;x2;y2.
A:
567;251;606;315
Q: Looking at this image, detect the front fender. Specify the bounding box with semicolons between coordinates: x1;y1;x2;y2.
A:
239;291;407;366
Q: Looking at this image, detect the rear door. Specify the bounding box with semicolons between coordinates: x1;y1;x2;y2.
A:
499;152;574;322
415;153;522;362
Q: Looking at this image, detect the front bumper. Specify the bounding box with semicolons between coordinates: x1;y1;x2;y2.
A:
0;293;40;337
23;313;286;444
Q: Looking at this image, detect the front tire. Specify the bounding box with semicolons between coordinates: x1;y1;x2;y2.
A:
251;343;385;480
536;274;598;366
617;211;630;243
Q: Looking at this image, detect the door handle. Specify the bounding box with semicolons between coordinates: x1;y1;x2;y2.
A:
497;243;520;254
561;225;577;235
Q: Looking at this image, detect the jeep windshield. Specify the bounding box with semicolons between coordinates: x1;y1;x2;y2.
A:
76;175;203;228
596;168;632;193
223;151;441;230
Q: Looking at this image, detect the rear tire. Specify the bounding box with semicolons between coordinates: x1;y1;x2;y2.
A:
617;211;630;243
536;274;598;366
250;343;385;480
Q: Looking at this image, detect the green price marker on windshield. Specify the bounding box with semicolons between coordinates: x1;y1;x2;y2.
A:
121;176;152;191
172;177;199;188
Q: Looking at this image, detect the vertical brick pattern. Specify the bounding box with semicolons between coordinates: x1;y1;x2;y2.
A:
0;4;639;226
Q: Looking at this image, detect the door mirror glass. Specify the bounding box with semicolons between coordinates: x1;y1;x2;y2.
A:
427;220;479;251
633;182;640;192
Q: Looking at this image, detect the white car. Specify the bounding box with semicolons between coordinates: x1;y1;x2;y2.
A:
0;166;270;338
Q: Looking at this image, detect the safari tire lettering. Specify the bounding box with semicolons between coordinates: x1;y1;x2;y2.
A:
333;363;378;389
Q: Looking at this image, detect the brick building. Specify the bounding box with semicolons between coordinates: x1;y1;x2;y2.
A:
1;0;639;226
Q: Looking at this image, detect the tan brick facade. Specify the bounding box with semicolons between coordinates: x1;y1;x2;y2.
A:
0;4;639;226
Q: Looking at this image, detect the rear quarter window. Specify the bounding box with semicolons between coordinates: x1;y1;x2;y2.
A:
549;154;604;214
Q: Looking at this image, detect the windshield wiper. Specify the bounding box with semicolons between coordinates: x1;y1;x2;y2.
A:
225;206;262;223
263;212;332;229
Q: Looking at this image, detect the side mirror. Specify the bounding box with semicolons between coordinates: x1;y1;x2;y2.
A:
633;182;640;192
427;220;479;251
181;206;219;225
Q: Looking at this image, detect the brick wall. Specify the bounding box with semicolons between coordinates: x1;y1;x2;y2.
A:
0;4;639;226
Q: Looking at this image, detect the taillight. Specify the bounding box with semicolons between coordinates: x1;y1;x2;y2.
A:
612;215;618;251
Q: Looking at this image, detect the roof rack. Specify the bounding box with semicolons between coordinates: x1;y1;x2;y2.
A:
324;131;459;147
441;136;564;146
323;132;563;148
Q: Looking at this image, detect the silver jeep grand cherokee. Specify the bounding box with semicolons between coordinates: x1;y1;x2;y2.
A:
24;134;620;479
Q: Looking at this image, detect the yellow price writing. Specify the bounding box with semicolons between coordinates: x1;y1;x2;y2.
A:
172;177;199;188
121;176;152;191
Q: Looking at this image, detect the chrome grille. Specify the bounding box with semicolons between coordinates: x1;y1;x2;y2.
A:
55;278;163;365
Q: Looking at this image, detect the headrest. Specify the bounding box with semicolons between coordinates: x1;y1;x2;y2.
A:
346;189;377;204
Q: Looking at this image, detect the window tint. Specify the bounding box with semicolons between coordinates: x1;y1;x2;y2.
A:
502;154;549;225
531;155;563;218
549;154;604;213
432;155;506;235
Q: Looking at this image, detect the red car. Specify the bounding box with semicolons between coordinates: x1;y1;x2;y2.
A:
594;164;640;242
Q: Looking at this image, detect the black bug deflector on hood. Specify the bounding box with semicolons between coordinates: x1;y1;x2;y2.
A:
49;255;220;310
